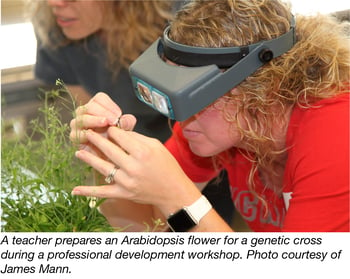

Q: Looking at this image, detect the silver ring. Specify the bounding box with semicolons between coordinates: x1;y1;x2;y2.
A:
105;166;118;184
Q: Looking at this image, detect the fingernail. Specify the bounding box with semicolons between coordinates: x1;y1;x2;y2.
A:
71;189;80;195
107;117;117;125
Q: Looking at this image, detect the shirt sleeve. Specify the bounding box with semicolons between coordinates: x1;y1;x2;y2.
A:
34;39;79;86
282;94;349;232
165;122;219;183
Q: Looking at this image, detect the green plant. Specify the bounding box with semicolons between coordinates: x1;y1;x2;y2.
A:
1;83;116;232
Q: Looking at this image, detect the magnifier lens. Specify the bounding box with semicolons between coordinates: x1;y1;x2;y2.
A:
134;79;173;118
136;82;152;104
152;90;170;115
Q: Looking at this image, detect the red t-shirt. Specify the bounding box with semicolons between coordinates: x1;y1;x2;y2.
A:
165;94;349;232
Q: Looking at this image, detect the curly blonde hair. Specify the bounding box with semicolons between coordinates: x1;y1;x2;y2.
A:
170;0;350;196
30;0;173;70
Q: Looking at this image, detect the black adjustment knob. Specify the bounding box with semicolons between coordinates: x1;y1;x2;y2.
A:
259;49;274;63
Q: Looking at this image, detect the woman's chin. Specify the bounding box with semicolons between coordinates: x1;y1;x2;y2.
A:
188;143;220;158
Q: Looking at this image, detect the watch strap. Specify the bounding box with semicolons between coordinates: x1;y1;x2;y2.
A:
167;195;212;232
185;195;212;224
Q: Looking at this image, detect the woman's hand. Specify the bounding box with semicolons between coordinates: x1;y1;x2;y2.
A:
70;92;137;146
72;127;202;217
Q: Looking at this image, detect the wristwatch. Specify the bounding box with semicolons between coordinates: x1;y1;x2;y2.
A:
167;195;212;232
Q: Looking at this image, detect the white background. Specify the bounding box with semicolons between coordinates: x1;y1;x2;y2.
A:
1;232;349;279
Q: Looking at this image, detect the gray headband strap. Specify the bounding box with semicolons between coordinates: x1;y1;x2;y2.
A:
161;16;295;68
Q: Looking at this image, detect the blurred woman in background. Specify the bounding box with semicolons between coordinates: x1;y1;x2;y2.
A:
31;0;173;139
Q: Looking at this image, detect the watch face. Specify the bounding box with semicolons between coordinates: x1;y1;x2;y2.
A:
167;209;197;232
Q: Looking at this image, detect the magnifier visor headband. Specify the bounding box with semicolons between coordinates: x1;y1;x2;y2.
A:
129;16;295;121
162;26;260;68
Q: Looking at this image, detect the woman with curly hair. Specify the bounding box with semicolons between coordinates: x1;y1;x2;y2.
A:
31;0;173;140
70;0;349;232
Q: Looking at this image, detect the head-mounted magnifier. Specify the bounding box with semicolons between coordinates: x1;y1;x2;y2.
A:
129;17;295;121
